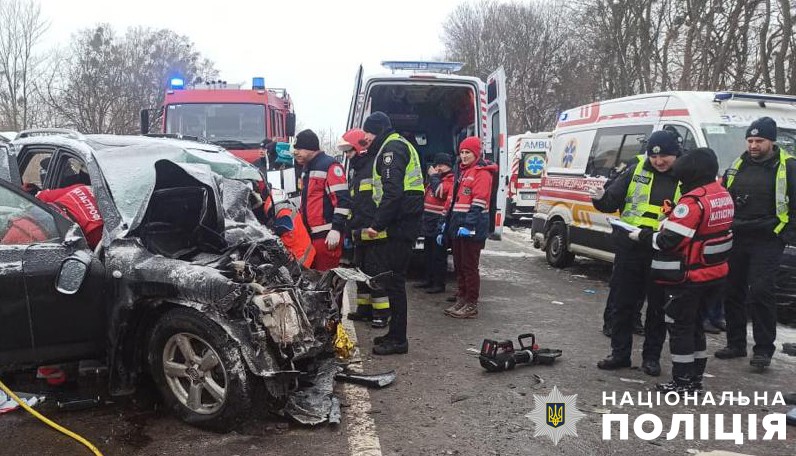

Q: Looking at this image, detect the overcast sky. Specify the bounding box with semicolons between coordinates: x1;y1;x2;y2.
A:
38;0;465;138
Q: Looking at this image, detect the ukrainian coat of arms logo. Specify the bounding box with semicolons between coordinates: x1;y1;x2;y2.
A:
525;385;585;445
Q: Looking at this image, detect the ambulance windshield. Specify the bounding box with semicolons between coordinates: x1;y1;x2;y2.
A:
702;124;796;172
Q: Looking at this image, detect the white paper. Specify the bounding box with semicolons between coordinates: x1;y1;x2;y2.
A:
609;218;638;232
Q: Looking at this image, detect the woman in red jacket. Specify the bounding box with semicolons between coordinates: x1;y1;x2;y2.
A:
443;137;497;319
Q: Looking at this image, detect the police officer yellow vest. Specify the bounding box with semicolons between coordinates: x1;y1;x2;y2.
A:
372;133;424;204
725;148;792;234
620;155;682;230
367;133;424;241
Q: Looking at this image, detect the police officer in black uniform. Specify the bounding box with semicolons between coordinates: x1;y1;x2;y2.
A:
590;130;681;376
715;117;796;370
362;112;425;355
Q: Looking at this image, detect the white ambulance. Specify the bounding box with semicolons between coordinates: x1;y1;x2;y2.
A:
531;91;796;267
506;131;551;222
346;61;509;243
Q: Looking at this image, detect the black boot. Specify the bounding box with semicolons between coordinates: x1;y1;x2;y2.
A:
750;353;772;369
642;359;661;377
373;338;408;355
597;355;631;370
656;376;699;395
715;346;747;359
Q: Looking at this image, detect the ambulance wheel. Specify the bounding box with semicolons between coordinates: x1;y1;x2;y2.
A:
546;221;574;268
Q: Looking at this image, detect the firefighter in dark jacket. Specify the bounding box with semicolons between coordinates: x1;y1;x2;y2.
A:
590;130;682;376
293;129;352;271
415;152;455;294
362;112;424;355
715;117;796;369
339;128;391;328
629;148;734;394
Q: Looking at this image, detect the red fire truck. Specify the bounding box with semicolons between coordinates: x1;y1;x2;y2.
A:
143;77;296;164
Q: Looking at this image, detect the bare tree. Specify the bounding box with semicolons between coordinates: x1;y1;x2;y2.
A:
0;0;48;130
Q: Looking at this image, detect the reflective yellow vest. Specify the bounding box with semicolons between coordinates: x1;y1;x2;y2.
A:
725;149;792;234
368;133;424;240
620;155;682;230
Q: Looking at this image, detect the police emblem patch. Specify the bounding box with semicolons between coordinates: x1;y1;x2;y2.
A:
383;152;394;165
526;385;585;445
673;204;689;218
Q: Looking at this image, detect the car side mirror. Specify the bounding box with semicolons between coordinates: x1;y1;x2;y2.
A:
55;250;92;295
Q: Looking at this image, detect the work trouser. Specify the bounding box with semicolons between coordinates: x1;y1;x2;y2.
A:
452;238;485;304
603;249;644;329
610;246;666;362
311;237;342;271
664;282;723;381
370;239;413;343
423;235;448;289
354;242;390;320
724;235;784;357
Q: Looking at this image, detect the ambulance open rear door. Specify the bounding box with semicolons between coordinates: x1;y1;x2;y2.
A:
484;67;508;240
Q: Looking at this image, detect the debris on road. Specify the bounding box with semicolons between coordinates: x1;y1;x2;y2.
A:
334;370;397;388
783;342;796;356
551;301;564;305
0;390;45;415
619;378;645;384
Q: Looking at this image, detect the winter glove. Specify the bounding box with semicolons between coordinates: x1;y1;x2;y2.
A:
272;215;294;236
637;227;655;245
343;237;353;250
588;186;605;200
456;227;476;238
326;229;341;249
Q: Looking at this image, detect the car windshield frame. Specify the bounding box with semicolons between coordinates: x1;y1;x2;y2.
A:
702;123;796;172
164;103;266;145
92;143;261;225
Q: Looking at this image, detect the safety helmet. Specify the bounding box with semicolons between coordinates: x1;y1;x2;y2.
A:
337;128;369;155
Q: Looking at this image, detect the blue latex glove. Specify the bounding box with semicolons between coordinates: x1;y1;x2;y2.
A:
436;233;445;246
272;215;294;235
343;237;353;249
456;227;475;238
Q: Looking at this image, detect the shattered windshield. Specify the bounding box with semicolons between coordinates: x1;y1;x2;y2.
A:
165;103;266;146
703;124;796;172
93;143;261;224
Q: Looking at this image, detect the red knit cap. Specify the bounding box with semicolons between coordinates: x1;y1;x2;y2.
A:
459;136;482;160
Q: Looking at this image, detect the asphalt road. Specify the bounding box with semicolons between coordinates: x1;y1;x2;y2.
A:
1;228;794;455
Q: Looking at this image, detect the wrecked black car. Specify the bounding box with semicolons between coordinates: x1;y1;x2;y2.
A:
0;131;349;430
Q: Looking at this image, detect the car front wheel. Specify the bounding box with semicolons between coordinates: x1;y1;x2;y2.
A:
149;307;253;432
545;221;575;268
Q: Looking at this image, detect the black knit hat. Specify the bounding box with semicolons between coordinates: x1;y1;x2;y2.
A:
672;147;719;187
746;117;777;141
293;129;320;151
645;130;681;156
363;112;392;135
432;153;453;168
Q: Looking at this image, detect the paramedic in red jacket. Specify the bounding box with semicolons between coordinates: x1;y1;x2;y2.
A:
416;152;455;294
293;129;352;271
37;184;103;249
442;137;497;319
632;148;733;394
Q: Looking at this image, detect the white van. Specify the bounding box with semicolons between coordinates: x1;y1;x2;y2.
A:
506;132;551;221
531;91;796;267
346;61;509;244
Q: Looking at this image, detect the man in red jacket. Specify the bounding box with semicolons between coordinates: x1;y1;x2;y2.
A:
37;184;103;249
631;148;733;394
293;129;352;271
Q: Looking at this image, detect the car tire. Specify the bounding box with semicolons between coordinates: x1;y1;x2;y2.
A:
545;221;575;268
148;307;253;432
